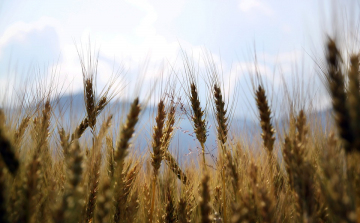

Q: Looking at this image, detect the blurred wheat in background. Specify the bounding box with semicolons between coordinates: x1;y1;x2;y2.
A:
2;1;360;223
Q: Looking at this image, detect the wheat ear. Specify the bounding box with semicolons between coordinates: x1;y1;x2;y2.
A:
16;147;42;222
105;136;114;178
0;110;19;175
319;134;357;223
326;39;354;152
70;96;110;141
84;78;96;130
95;178;112;223
348;55;360;149
14;115;30;148
255;85;275;154
226;150;239;199
162;104;176;150
255;85;276;190
189;83;207;169
200;173;212;223
143;182;151;223
214;84;229;147
31;100;52;189
112;98;141;222
149;99;167;223
113;163;139;223
178;183;194;223
163;185;176;223
163;152;187;184
0;161;9;223
114;98;141;164
177;197;187;223
35;100;52;159
54;140;83;223
283;110;318;221
213;83;229;223
151;100;166;176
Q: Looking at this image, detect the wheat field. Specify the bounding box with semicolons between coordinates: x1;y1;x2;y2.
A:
0;36;360;223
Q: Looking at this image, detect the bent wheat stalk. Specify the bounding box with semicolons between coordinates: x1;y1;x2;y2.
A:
162;104;188;184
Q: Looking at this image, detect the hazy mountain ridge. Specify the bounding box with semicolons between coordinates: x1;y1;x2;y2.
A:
48;93;332;158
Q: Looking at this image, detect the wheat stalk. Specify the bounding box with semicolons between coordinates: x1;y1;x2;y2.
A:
83;115;112;223
163;186;176;223
161;104;188;184
213;83;230;223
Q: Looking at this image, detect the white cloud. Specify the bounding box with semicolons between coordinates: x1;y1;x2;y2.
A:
233;62;272;78
238;0;274;16
0;17;61;59
263;50;302;64
0;11;185;96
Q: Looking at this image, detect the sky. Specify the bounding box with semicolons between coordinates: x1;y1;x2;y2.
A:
0;0;358;119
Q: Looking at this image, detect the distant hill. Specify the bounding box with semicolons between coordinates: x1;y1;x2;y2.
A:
9;92;333;162
50;92;262;157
